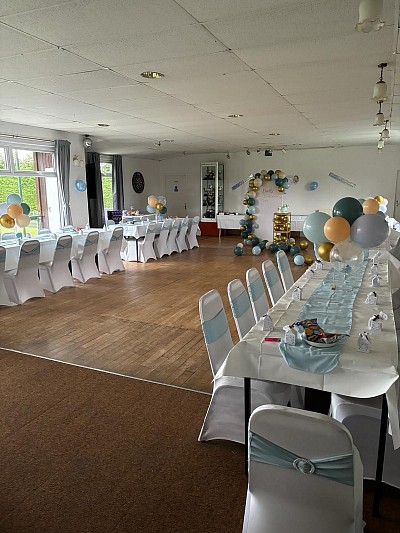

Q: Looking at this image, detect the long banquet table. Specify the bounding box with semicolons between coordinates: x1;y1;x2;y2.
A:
216;247;399;514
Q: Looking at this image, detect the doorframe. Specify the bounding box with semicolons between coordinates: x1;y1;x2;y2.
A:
165;174;187;217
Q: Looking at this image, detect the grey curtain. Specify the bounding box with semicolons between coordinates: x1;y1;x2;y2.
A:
112;155;124;210
85;152;105;228
55;140;72;226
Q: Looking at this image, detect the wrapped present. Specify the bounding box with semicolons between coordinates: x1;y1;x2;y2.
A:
262;312;274;332
365;291;377;305
358;332;371;353
283;325;296;345
368;311;388;331
292;286;303;301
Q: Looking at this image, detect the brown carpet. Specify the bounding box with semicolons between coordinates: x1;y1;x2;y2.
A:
0;350;398;533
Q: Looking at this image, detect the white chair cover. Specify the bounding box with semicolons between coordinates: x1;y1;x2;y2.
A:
176;218;189;253
71;231;100;283
198;290;290;444
39;235;74;292
0;246;15;306
186;215;200;249
4;240;45;304
137;222;157;263
246;267;269;321
106;220;115;227
98;227;125;274
154;220;172;258
167;219;180;255
276;250;295;292
227;279;256;340
262;259;284;305
331;393;400;489
242;405;364;533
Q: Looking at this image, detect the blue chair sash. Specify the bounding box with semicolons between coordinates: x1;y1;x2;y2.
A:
21;244;40;256
248;277;265;303
264;267;280;288
278;254;289;272
0;249;6;262
230;290;251;318
111;233;123;241
85;237;98;246
56;239;72;250
249;431;354;486
202;308;229;344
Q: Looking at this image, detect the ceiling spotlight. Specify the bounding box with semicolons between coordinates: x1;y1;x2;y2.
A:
141;71;164;79
377;133;385;149
154;141;161;146
246;149;251;155
355;0;385;33
226;153;231;159
381;120;390;139
228;114;243;118
83;134;92;148
97;123;110;127
268;132;280;136
373;63;388;101
373;102;385;126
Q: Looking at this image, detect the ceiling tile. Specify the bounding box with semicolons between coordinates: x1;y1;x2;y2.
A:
0;24;54;57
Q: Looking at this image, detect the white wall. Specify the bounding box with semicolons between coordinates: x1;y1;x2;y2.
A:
159;146;400;218
0;121;88;227
122;156;160;213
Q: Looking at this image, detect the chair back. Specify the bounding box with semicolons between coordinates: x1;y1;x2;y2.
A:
227;279;256;339
276;250;294;292
243;405;363;533
53;235;72;263
187;216;200;248
246;268;269;321
262;259;284;306
199;289;234;377
144;222;157;242
0;246;6;275
2;233;16;240
18;240;41;271
82;231;99;256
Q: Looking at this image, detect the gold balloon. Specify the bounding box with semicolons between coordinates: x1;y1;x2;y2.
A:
252;187;258;192
374;195;384;204
363;198;379;214
156;202;164;211
317;242;334;262
264;175;271;181
247;233;254;240
278;186;284;192
0;214;15;229
249;215;256;220
304;255;314;265
240;225;246;231
275;169;282;176
243;199;249;205
299;239;309;250
249;179;255;188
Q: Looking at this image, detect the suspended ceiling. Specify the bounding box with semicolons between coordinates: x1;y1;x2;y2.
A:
0;0;399;159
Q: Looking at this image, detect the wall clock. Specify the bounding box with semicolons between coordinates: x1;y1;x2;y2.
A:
132;171;145;193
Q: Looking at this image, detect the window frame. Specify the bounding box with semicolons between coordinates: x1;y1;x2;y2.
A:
0;141;56;178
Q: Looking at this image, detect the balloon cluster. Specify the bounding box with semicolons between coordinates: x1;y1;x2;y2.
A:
147;195;167;215
0;194;31;230
302;195;389;270
234;170;291;256
267;239;312;266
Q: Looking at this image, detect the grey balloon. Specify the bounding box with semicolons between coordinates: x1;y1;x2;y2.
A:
350;214;389;248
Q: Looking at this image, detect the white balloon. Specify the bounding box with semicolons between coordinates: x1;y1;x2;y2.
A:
254;178;263;188
382;198;389;206
237;242;244;248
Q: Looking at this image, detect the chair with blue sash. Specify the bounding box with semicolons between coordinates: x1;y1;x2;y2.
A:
276;250;294;292
262;259;284;305
71;231;100;283
154;220;172;258
0;246;15;306
186;216;200;249
98;227;125;274
198;290;290;444
176;217;189;253
242;405;364;532
167;219;180;255
39;235;74;292
246;268;269;322
4;240;45;304
227;278;256;340
137;222;157;263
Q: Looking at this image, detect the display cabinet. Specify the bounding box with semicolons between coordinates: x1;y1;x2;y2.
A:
201;162;224;221
273;212;291;244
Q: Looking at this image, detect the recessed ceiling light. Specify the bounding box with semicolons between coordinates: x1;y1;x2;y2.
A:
228;114;243;118
141;71;164;79
97;123;110;127
268;132;280;136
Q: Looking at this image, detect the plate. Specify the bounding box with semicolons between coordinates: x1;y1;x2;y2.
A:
303;335;346;348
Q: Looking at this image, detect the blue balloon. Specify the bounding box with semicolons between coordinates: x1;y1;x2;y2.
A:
234;246;243;256
252;245;261;256
247;198;255;206
278;242;289;252
271;173;277;181
241;231;249;238
251;237;260;246
379;204;387;213
294;254;305;266
283;182;290;189
247;206;255;215
275;178;283;186
160;206;167;214
309;181;319;191
7;193;21;205
290;245;301;256
240;219;246;225
269;243;278;253
75;179;87;192
268;170;274;176
252;223;259;229
16;232;23;238
146;205;156;213
245;239;253;246
21;202;31;215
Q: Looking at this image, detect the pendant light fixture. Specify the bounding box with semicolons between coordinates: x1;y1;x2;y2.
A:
381;120;390;139
373;63;388;101
373;102;384;126
377;133;385;149
356;0;385;32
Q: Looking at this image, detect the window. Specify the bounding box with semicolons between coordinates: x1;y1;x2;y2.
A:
0;141;58;235
100;160;113;210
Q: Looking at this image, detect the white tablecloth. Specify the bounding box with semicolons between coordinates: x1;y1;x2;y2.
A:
217;252;400;448
216;214;243;230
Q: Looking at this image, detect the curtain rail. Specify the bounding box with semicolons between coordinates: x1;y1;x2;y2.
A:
0;133;53;143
